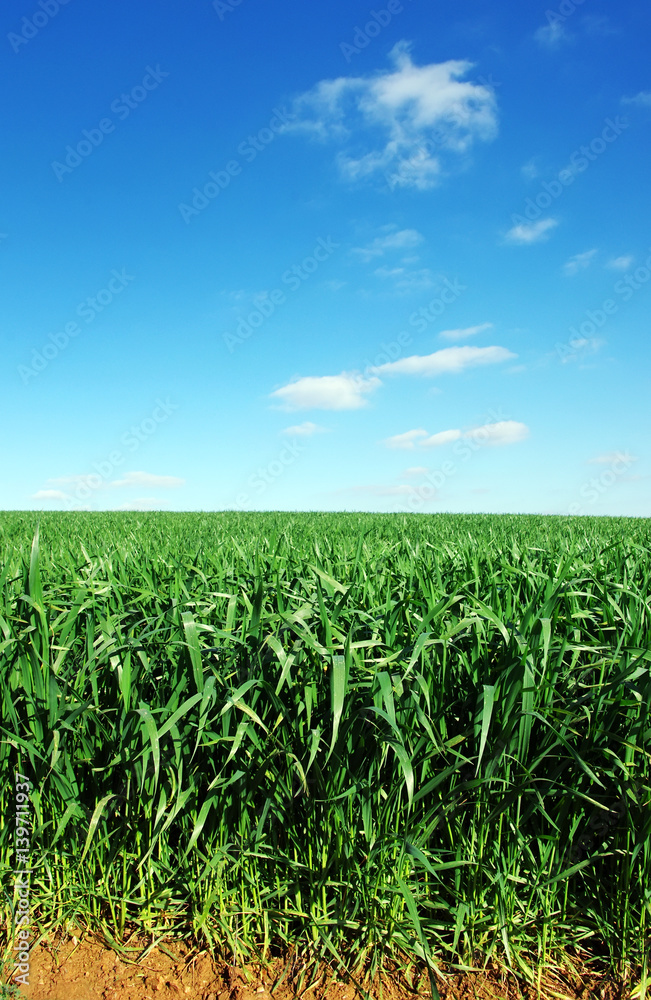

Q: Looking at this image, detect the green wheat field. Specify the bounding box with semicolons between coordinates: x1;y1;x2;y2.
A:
1;511;650;991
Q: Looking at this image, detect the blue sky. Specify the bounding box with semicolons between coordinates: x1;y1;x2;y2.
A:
2;0;650;515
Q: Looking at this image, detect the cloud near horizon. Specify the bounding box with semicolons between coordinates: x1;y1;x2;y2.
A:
109;471;185;489
34;470;185;499
32;488;69;501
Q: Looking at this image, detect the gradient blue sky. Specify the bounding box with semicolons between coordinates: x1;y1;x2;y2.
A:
2;0;650;515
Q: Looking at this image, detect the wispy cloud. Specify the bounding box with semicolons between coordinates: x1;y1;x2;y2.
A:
110;471;185;489
521;158;539;180
371;344;516;377
563;249;598;276
374;265;435;293
348;483;421;497
421;429;462;447
534;20;569;49
439;322;493;341
41;470;184;495
352;227;424;261
504;218;558;244
582;14;619;37
383;429;428;450
46;474;101;490
606;255;634;270
32;489;68;501
374;266;406;280
281;421;327;436
384;420;529;450
270;373;381;411
468;421;529;446
621;91;651;108
558;337;604;365
284;41;498;190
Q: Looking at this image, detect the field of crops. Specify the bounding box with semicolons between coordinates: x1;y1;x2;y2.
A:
1;511;650;994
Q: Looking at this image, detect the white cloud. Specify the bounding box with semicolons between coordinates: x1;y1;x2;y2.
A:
504;218;558;244
374;266;405;279
467;420;529;446
383;429;429;450
285;41;498;190
385;420;529;451
380;267;436;293
535;21;569;48
421;429;462;448
47;474;101;490
32;489;68;501
281;421;327;436
352;227;424;261
563;249;598;276
110;471;185;489
270;372;381;411
622;92;651;108
606;255;634;270
439;322;493;341
371;344;516;377
403;466;429;476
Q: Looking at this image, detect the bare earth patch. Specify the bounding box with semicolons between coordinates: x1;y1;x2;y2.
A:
4;932;639;1000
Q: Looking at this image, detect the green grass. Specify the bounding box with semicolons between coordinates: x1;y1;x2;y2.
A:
1;511;649;993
